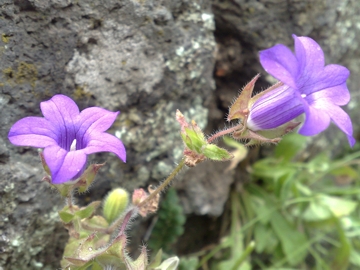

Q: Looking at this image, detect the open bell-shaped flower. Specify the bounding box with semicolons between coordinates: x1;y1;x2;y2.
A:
8;94;126;184
247;35;355;147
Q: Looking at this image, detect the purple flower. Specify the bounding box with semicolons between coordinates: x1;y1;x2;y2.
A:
247;34;355;147
8;94;126;184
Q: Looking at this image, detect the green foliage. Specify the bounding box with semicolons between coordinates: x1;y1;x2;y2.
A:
148;188;186;253
59;198;147;269
178;256;198;270
198;133;360;269
244;133;360;269
197;192;254;270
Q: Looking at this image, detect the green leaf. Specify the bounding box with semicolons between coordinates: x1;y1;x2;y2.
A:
203;144;234;161
250;196;274;225
59;210;74;223
330;165;358;181
275;133;307;162
254;223;278;253
270;211;308;266
332;220;351;270
178;256;198;270
350;250;360;267
252;158;292;181
148;189;185;252
95;254;125;270
306;153;330;173
302;195;358;222
321;195;357;218
75;201;101;219
302;200;333;222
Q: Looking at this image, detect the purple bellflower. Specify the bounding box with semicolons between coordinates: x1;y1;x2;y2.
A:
247;34;355;147
8;94;126;184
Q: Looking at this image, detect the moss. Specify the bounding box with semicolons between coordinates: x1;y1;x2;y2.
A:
2;62;38;88
73;85;92;100
157;30;165;36
15;62;38;88
3;67;14;80
1;34;10;43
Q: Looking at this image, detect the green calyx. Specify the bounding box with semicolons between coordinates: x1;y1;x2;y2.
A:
176;110;233;164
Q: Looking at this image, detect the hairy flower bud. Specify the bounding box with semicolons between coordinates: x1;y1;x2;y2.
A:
103;188;129;224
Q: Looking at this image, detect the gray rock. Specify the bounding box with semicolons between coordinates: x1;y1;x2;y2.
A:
1;0;359;268
1;0;215;268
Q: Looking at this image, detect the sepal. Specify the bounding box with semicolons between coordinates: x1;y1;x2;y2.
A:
227;74;259;122
176;110;234;166
233;121;301;146
42;162;105;196
176;110;207;153
76;163;105;193
203;144;234;161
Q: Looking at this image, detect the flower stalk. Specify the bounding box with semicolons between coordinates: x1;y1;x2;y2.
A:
137;158;186;209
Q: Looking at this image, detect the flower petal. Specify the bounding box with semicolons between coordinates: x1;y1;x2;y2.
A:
298;101;331;136
299;99;355;147
83;133;126;162
40;95;79;150
40;94;80;123
77;107;119;148
306;83;350;106
247;85;304;130
301;64;350;97
322;103;355;147
259;44;298;88
293;35;325;87
43;145;87;184
8;117;57;147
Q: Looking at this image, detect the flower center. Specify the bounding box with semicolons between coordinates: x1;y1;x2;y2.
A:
70;139;77;151
301;94;307;98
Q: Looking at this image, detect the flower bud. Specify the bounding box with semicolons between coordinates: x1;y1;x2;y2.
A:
247;85;304;131
103;188;129;224
155;256;179;270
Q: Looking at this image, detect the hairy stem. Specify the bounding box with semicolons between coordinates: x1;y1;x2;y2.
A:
118;209;133;236
138;158;186;208
207;123;244;143
66;191;74;211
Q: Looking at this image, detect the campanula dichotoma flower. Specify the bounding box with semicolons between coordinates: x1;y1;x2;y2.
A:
8;94;126;184
247;35;355;147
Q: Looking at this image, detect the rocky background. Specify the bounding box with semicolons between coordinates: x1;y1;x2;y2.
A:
0;0;359;269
